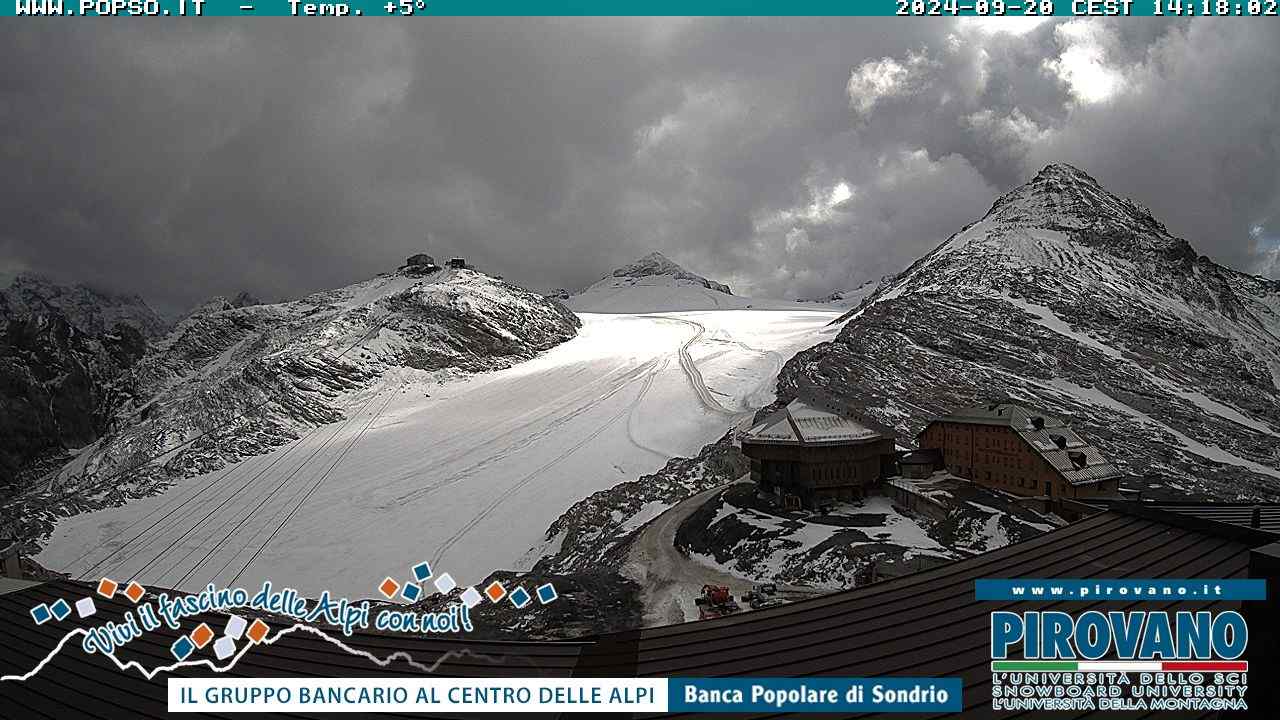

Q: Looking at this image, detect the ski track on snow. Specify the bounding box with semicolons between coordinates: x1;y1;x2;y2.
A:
39;308;838;595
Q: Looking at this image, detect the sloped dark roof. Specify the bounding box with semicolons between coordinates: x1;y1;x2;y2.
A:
742;399;886;447
1;504;1269;718
900;448;942;465
932;402;1062;428
1144;502;1280;535
920;402;1123;486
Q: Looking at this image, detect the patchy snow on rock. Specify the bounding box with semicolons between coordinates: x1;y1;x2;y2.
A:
795;163;1280;502
35;294;838;597
620;501;673;534
675;484;955;590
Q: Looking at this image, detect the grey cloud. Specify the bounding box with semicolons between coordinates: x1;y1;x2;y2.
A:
0;18;1276;316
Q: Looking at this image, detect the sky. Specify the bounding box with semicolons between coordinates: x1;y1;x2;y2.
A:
1;18;1278;314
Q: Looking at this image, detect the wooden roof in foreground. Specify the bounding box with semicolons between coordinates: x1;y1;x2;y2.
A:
2;503;1275;719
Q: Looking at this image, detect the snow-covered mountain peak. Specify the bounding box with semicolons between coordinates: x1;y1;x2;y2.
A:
982;163;1168;245
1034;162;1096;183
859;163;1215;315
3;272;168;339
612;251;685;277
567;252;738;312
793;165;1280;501
608;251;731;293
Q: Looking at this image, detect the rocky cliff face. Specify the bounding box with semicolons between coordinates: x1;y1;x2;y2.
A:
4;273;168;340
0;277;159;495
780;164;1280;500
5;266;580;538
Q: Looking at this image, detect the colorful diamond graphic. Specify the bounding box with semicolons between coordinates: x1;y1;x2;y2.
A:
124;581;146;603
536;583;558;605
191;623;215;649
434;573;456;594
484;581;507;602
30;604;51;625
75;597;97;618
402;582;422;602
225;615;247;640
171;636;195;661
459;587;482;609
412;561;432;582
246;618;269;644
97;578;118;599
378;577;400;600
214;636;236;661
509;587;531;609
49;598;71;621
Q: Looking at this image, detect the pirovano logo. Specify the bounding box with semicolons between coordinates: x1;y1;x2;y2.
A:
979;579;1261;713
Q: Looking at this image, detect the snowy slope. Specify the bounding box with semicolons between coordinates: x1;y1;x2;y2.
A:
783;164;1280;500
34;287;840;596
12;267;580;544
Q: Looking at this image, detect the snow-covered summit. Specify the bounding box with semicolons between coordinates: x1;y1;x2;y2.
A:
785;163;1280;501
980;163;1170;247
568;252;746;313
609;251;732;295
3;272;168;339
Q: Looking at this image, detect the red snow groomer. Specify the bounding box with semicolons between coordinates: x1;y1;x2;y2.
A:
695;584;741;620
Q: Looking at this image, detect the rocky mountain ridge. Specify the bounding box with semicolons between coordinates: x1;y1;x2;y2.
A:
4;273;168;339
790;163;1280;500
608;251;732;295
500;164;1280;634
567;251;751;313
5;264;581;542
0;276;163;494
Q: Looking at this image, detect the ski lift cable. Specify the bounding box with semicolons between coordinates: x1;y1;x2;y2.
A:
31;318;387;510
224;384;402;589
60;321;388;576
172;385;394;589
122;384;389;587
71;419;329;579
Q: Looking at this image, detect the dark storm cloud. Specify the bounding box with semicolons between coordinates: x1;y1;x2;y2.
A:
1;18;1277;314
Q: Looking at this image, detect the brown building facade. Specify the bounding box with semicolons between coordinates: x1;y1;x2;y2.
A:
741;399;895;510
918;403;1122;500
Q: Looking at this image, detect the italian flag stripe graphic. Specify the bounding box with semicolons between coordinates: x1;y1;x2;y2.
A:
991;661;1248;672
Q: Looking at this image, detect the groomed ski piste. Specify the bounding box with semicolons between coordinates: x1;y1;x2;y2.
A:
37;280;843;600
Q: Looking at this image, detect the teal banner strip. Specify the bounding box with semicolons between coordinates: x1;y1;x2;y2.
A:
7;0;1264;17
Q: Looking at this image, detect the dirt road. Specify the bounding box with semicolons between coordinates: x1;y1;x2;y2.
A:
622;480;756;626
